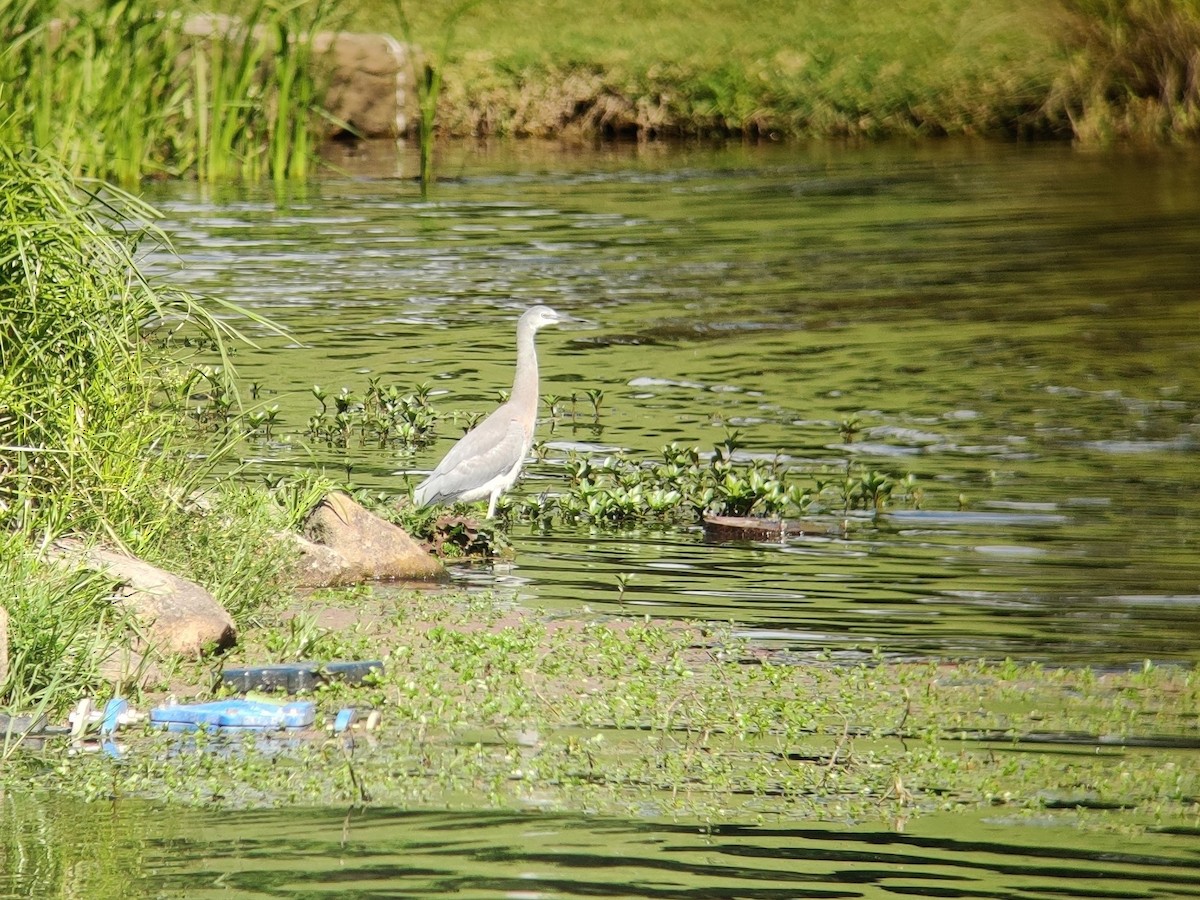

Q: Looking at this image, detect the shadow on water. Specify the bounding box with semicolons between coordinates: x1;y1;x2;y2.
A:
5;797;1199;898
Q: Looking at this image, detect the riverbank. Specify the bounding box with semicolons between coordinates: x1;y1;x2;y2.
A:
4;1;1199;186
178;0;1198;145
380;0;1200;145
373;0;1064;140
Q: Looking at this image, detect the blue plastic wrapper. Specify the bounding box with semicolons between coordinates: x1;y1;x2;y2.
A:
150;699;316;733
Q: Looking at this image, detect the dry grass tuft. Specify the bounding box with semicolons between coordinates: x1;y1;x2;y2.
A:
1049;0;1200;143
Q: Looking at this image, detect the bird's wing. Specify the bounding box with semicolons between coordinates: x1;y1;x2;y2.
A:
415;406;529;505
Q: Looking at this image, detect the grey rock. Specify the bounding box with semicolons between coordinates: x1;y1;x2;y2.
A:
47;540;236;658
297;492;443;586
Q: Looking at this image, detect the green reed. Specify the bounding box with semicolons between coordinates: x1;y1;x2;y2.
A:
392;0;483;191
192;6;274;181
0;150;300;718
0;0;340;182
2;147;214;539
0;540;120;733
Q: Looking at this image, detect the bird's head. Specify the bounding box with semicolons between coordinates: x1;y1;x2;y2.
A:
521;304;570;331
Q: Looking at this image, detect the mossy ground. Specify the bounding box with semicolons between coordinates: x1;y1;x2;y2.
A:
13;587;1198;834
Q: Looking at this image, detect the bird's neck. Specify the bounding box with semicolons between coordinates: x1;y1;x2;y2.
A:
511;326;539;408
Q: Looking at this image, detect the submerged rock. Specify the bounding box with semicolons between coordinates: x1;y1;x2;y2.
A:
47;540;236;658
295;492;444;587
702;515;838;542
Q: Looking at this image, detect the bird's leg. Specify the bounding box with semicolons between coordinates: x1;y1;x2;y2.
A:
486;491;499;519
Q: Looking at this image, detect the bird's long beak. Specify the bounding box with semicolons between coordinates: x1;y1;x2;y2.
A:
553;310;587;327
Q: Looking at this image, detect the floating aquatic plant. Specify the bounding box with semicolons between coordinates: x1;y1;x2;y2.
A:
512;432;917;528
304;379;438;449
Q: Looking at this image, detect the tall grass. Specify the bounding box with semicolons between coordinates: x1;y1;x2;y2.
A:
392;0;483;191
191;2;341;181
0;149;297;720
2;0;185;181
0;150;202;720
269;0;340;181
0;0;340;182
2;146;216;541
0;538;120;723
1050;0;1200;143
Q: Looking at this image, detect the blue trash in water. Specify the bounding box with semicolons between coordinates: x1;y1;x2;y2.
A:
100;699;128;736
150;699;315;733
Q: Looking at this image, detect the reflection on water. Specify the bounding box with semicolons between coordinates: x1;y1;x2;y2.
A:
143;140;1200;665
5;797;1199;899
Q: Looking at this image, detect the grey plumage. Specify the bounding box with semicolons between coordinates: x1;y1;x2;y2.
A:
413;305;566;518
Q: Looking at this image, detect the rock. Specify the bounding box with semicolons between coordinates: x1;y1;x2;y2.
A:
298;492;443;586
287;531;358;588
182;14;413;138
315;30;412;138
47;541;236;658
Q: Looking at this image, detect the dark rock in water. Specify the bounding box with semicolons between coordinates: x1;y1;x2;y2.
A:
47;540;236;657
702;515;837;543
296;492;444;586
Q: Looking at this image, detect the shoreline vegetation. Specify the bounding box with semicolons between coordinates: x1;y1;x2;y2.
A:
1;0;1199;185
9;592;1200;840
10;590;1200;831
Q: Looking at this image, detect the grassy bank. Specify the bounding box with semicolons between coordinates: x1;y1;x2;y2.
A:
379;0;1061;139
4;1;1199;186
376;0;1200;143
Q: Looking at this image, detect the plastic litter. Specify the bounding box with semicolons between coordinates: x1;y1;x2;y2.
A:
68;697;143;740
100;699;128;735
150;698;316;733
220;660;384;693
69;698;95;740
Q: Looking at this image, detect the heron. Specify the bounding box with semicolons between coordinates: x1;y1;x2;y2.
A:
413;305;568;518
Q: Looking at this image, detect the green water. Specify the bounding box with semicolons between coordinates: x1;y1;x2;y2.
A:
9;140;1190;898
144;139;1200;664
4;796;1199;898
